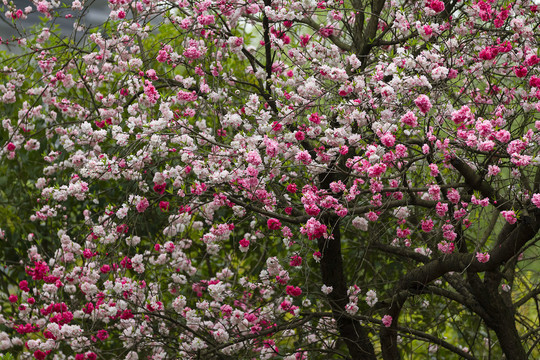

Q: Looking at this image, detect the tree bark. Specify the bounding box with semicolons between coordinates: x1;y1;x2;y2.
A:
318;222;376;360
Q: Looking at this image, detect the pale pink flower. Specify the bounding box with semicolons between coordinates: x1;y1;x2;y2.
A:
382;315;392;327
476;252;490;263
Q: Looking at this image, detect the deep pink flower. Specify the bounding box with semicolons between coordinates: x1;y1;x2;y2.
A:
309;112;321;124
514;66;528;78
286;285;302;297
267;218;282;230
239;238;250;249
83;249;94;259
34;350;47;360
153;183;167;194
529;76;540;88
289;255;302;267
300;34;310;47
96;329;109;341
428;0;445;13
159;201;170;211
287;184;297;193
19;280;30;292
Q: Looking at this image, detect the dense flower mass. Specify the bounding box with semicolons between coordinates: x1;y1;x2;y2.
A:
0;0;540;359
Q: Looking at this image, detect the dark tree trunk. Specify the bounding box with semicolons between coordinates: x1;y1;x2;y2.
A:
318;222;376;360
467;272;528;360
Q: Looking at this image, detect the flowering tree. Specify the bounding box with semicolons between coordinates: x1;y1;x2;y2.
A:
1;0;540;358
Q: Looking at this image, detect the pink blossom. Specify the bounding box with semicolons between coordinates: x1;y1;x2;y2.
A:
19;280;29;292
295;131;305;141
335;205;348;217
308;112;321;124
479;47;498;60
34;351;47;360
526;54;539;66
427;0;445;13
159;201;170;211
442;224;457;241
286;285;302;297
300;218;328;240
300;34;310;47
136;198;149;213
451;105;474;124
428;185;441;201
414;95;432;114
476;252;490;263
144;81;159;104
511;154;531;167
295;150;312;165
330;181;346;193
380;132;395;147
287;183;297;193
395;144;408;158
435;202;448;217
289;255;302;267
197;14;215;25
183;47;203;59
500;210;517;224
382;315;392;327
494;7;510;28
437;241;455;254
529;76;540;88
96;330;109;341
319;26;334;38
321;285;333;294
514;66;528;78
191;182;207;195
304;203;321;216
367;163;387;177
494;129;511;143
477;140;495;152
421;218;434;232
267;218;282;230
239;238;250;252
246;150;262;165
401;111;418;128
36;1;49;14
366;211;379;222
487;165;501;176
531;194;540;208
471;195;489;207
